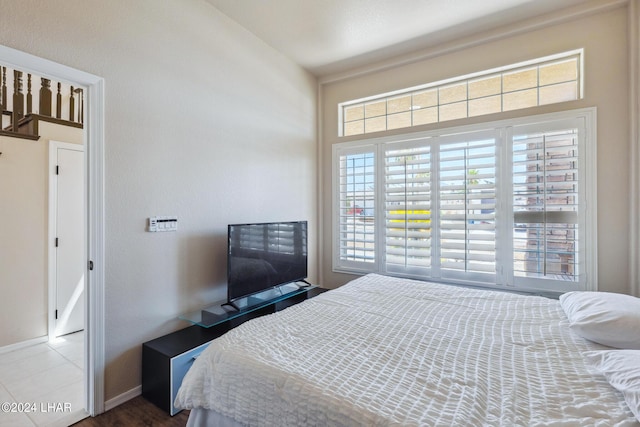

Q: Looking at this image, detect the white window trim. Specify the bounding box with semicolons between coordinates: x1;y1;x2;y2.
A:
332;143;378;275
332;108;597;294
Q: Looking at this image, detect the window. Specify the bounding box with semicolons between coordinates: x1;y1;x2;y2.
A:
384;144;432;276
510;123;583;289
333;109;596;293
438;133;497;282
337;149;376;268
340;51;582;137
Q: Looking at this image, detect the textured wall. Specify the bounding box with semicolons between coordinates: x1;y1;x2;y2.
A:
0;0;317;401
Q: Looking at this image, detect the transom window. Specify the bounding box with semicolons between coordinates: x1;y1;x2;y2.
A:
340;51;582;137
332;109;596;294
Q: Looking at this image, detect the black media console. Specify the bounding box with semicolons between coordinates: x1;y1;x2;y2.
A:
142;286;328;415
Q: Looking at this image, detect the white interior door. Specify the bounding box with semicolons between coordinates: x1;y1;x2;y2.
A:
53;142;85;337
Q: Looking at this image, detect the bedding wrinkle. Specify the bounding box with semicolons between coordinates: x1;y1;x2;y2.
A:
176;274;640;426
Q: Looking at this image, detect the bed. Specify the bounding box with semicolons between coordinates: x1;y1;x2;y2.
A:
175;273;640;426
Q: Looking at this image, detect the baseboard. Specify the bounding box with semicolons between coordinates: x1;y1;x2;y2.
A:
0;335;48;354
104;385;142;412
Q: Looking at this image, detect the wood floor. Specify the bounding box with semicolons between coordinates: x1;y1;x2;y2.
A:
71;396;189;426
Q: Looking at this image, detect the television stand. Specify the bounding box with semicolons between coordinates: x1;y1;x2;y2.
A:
142;286;327;416
228;287;284;311
186;282;312;327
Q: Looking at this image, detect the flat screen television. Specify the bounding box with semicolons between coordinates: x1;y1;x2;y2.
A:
227;221;308;307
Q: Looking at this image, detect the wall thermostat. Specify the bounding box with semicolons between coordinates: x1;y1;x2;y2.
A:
148;216;178;232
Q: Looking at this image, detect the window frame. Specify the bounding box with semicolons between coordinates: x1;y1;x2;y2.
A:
332;143;379;275
332;108;597;294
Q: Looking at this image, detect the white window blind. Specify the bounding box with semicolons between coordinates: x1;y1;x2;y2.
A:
333;109;595;293
439;135;497;281
512;126;580;284
337;150;376;269
384;144;432;276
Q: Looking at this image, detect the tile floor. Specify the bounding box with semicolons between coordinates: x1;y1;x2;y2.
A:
0;331;86;426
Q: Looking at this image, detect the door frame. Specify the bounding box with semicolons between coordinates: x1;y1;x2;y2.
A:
48;140;85;339
0;44;106;416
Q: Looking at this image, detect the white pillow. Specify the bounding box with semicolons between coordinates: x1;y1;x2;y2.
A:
585;350;640;422
559;291;640;349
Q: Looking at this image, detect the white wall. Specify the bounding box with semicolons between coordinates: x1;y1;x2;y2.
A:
0;123;83;348
320;4;632;294
0;0;317;400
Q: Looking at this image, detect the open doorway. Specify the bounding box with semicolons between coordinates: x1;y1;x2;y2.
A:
0;129;86;426
0;44;105;423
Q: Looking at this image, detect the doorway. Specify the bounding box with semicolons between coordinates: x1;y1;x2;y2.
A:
0;44;105;417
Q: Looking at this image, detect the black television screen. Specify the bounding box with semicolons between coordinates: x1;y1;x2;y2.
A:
227;221;307;303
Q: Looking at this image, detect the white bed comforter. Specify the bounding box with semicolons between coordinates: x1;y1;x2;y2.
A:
175;274;639;426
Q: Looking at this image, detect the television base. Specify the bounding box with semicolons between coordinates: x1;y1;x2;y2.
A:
221;301;240;312
297;279;313;288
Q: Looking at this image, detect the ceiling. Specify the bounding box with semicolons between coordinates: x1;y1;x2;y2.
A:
206;0;593;77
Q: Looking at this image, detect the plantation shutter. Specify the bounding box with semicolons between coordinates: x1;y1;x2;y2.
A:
512;125;580;285
333;110;594;293
336;148;376;270
439;133;497;281
383;144;432;275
